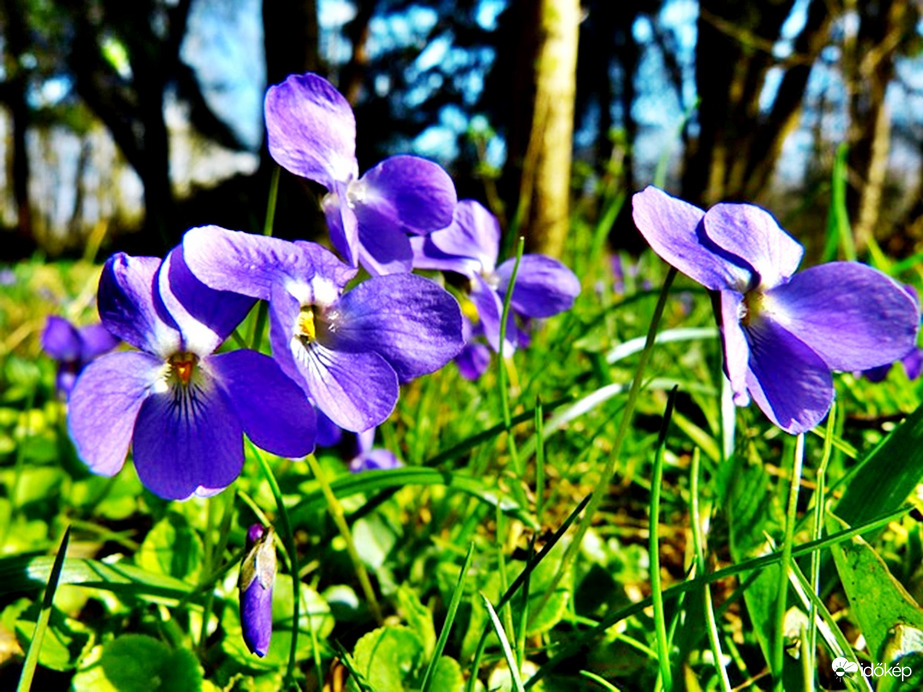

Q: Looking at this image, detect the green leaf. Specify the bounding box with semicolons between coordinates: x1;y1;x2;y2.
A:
0;555;194;603
137;514;204;582
72;634;203;692
827;513;923;661
291;466;535;528
396;584;436;659
428;656;465;692
349;625;425;692
14;604;90;672
834;401;923;539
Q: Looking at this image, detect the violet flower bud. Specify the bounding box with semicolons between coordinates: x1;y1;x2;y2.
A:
239;523;276;657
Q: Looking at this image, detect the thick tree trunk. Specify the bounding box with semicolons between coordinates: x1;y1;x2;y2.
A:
520;0;580;258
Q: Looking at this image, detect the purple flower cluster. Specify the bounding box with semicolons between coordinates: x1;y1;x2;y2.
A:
60;72;477;500
633;186;921;433
55;70;581;510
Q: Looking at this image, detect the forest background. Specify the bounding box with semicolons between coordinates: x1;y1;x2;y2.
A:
1;0;922;264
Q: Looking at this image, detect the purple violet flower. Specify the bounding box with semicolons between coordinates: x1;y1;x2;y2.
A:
42;315;120;397
265;72;457;275
181;226;465;432
632;186;921;433
239;523;276;657
411;199;581;355
66;249;317;500
348;428;403;473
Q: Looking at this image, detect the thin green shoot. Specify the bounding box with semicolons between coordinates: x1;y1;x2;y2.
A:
690;448;732;692
650;386;679;691
481;593;526;692
17;525;70;692
420;542;474;692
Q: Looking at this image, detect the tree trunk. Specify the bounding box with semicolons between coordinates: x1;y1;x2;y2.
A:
0;0;33;242
519;0;580;258
843;0;912;252
263;0;320;88
681;0;832;207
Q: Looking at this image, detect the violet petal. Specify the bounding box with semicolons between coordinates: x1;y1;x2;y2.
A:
456;340;492;381
632;186;750;291
209;349;316;458
327;273;464;382
132;373;244;500
240;575;273;657
720;290;751;406
703;203;804;288
356;224;414;276
158;246;255;356
67;351;163;477
323;182;360;267
766;262;920;371
265;72;358;189
470;274;515;356
410;235;481;276
293;342;398;432
355;155;457;235
744;317;834;434
98;253;181;356
430;199;500;273
182;226;332;300
495;254;580;318
268;283;398;431
77;324;120;362
42;316;82;361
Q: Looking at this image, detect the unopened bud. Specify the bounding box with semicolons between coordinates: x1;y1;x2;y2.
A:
239;524;276;657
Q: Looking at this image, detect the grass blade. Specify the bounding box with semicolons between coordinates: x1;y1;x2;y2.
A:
421;542;474;692
17;525;70;692
481;593;525;692
650;386;678;690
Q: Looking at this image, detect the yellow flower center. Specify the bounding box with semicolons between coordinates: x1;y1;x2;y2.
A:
297;306;317;343
741;291;764;327
168;352;198;387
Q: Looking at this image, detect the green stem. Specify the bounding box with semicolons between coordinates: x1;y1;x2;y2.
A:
250;444;306;689
650;387;678;691
807;403;836;687
690;449;732;692
263;166;280;236
304;453;383;624
773;433;805;689
498;237;526;481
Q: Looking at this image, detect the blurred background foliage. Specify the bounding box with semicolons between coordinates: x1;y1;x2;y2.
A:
0;0;921;262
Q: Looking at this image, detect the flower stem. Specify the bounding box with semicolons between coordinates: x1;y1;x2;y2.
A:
773;433;805;689
498;236;526;484
304;453;383;624
250;444;303;689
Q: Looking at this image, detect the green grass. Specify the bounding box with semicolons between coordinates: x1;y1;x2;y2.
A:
3;189;923;692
